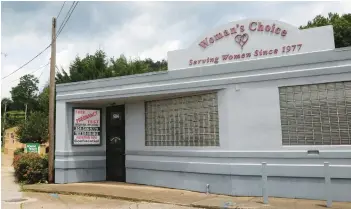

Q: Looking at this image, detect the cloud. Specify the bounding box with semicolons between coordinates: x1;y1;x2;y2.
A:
1;1;349;99
214;15;246;28
141;40;182;61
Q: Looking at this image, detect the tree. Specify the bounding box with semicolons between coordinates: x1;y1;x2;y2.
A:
1;98;13;144
3;111;25;129
1;98;25;131
16;111;48;144
56;50;168;84
1;98;13;113
10;74;39;111
300;13;351;48
12;84;49;144
37;85;49;115
56;50;111;84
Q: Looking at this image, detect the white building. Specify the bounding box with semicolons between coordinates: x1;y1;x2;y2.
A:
55;19;351;202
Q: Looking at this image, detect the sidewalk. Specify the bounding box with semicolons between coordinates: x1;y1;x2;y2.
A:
1;153;23;209
23;181;351;209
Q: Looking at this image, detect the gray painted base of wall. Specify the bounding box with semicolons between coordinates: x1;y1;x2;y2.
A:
126;168;351;202
55;168;106;184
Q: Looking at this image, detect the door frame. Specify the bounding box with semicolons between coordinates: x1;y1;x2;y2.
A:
105;105;126;182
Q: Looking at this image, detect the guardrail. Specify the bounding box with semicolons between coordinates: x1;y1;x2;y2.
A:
261;162;333;207
126;157;350;203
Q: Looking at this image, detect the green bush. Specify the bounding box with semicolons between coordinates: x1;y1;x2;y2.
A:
13;153;48;184
16;111;48;144
14;148;24;156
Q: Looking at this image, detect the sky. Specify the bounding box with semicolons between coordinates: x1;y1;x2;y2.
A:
1;1;351;99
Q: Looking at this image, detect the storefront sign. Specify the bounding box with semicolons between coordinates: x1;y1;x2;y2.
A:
72;108;102;146
26;143;39;153
198;22;288;50
167;19;335;70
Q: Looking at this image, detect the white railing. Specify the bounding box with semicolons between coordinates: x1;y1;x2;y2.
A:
261;162;333;208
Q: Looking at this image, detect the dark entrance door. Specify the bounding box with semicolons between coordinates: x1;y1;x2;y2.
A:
106;105;125;182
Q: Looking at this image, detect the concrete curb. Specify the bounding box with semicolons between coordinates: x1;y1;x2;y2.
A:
22;188;271;209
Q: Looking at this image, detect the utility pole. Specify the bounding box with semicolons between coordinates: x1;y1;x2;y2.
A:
2;103;7;146
3;102;7;127
24;103;28;124
48;17;57;184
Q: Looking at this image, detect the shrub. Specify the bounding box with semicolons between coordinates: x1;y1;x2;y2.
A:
12;154;22;169
13;153;48;184
14;148;24;156
16;111;48;144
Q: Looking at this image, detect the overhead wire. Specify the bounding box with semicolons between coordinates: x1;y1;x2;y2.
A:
55;65;61;73
1;1;78;80
56;2;75;34
10;62;50;83
2;46;51;80
38;63;51;79
57;2;78;37
56;1;66;19
38;70;45;80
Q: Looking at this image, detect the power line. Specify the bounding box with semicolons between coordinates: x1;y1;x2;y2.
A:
56;1;75;36
38;63;52;89
55;65;61;73
38;67;46;79
39;61;51;79
2;46;51;80
9;62;50;83
57;1;79;36
56;1;66;19
1;1;79;80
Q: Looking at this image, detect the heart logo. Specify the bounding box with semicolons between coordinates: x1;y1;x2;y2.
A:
235;33;249;49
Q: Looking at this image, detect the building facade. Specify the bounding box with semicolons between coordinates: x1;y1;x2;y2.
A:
3;127;24;155
55;19;351;202
3;126;49;155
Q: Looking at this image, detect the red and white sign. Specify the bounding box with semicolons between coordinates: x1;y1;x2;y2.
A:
167;19;335;71
73;108;101;145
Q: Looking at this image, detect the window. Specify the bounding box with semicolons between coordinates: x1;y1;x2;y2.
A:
145;92;220;146
279;81;351;145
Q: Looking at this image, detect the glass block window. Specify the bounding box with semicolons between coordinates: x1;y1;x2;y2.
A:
279;81;351;145
145;92;220;146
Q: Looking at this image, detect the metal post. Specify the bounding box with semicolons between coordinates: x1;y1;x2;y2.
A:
262;162;268;204
324;162;332;208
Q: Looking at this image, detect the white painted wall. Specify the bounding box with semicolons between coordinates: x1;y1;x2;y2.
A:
224;85;282;150
168;19;335;71
125;102;145;151
125;72;351;152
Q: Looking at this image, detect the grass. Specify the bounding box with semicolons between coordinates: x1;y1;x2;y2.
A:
19;183;26;192
6;110;25;114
